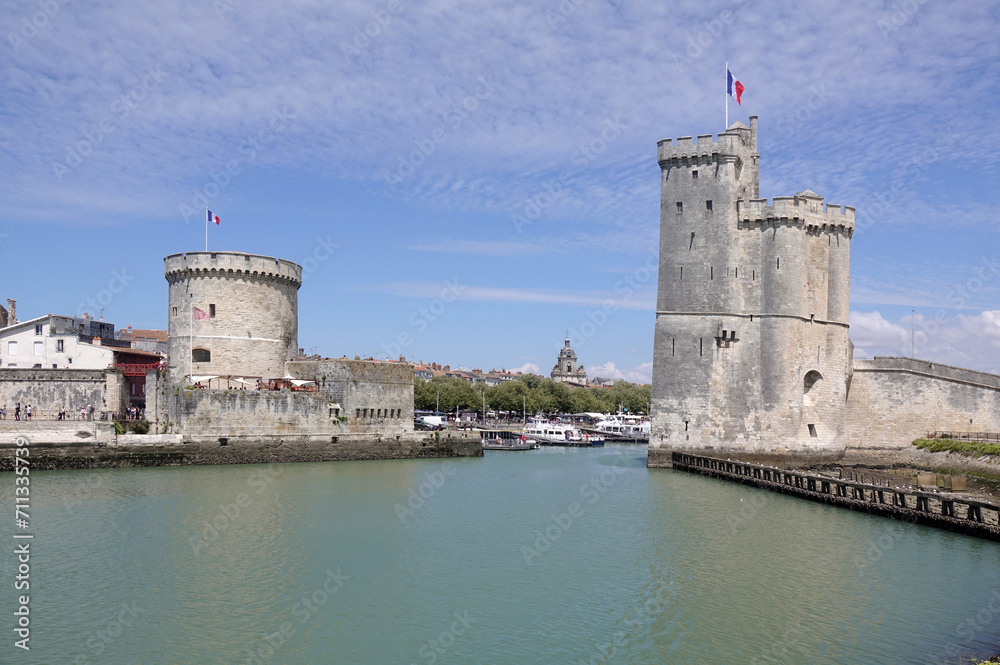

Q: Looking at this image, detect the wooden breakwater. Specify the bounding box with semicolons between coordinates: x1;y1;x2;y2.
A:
670;452;1000;542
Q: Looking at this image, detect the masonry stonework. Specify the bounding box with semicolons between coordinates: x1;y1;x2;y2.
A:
0;368;127;420
649;118;1000;468
650;117;855;466
165;251;301;382
844;357;1000;451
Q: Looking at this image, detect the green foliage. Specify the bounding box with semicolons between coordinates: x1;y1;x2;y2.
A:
913;438;1000;456
115;420;151;435
414;375;651;416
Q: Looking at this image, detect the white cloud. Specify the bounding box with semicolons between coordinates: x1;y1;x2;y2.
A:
588;361;653;384
850;309;1000;374
511;362;541;375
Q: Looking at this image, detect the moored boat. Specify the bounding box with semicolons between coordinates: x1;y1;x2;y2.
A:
523;421;602;446
480;429;540;450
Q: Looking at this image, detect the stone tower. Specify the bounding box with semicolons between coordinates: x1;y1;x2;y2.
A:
164;252;302;383
551;334;587;385
649;117;855;466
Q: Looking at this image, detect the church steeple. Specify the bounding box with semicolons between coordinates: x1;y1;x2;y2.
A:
551;333;587;385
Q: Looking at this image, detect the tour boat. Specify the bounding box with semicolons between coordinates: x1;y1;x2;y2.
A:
588;415;651;442
522;422;603;446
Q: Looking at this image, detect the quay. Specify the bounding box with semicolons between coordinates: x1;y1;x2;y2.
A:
670;452;1000;542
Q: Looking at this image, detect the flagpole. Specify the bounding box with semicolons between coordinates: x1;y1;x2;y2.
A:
725;59;729;130
189;291;193;386
205;207;208;252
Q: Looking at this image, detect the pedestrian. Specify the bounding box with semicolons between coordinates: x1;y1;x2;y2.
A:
0;403;5;420
88;404;95;421
25;404;31;421
14;402;20;421
80;406;86;420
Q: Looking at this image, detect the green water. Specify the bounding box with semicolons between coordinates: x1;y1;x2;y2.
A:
2;445;999;664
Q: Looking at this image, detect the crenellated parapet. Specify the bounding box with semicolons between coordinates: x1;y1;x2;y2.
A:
737;191;854;237
657;130;752;168
164;252;302;288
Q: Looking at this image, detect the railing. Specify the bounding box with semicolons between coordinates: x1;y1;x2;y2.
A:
927;431;1000;443
670;452;1000;539
114;362;162;377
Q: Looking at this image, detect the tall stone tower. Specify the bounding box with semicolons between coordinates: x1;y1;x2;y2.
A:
649;118;855;467
165;252;302;383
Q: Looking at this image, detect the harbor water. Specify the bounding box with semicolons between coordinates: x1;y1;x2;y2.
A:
3;444;999;664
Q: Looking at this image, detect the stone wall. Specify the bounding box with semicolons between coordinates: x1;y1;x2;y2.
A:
0;368;124;420
844;357;1000;451
287;358;414;432
156;358;415;443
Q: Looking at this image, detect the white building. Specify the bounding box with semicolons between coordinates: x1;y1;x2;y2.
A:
0;314;121;370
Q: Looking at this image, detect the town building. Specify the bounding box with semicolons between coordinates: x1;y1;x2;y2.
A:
118;327;169;355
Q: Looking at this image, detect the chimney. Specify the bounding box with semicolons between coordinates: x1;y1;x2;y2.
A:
6;299;15;326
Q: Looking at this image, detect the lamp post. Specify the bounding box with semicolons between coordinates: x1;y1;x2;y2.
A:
436;390;439;415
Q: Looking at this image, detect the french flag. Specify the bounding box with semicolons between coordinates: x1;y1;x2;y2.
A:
207;209;220;225
727;69;745;105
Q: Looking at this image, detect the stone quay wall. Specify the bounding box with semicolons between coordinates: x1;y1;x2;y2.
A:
0;424;481;471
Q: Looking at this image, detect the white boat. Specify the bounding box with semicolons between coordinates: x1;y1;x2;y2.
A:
480;429;539;450
523;422;602;446
590;414;650;442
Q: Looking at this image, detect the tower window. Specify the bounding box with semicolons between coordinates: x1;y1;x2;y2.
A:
692;170;698;179
680;267;683;280
172;307;178;317
209;304;216;317
808;424;818;437
672;338;675;357
777;258;780;269
56;339;64;352
710;266;713;280
699;338;703;357
706;200;713;211
192;348;211;363
676;202;683;213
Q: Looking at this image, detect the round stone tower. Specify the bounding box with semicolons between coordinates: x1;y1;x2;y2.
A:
164;252;302;383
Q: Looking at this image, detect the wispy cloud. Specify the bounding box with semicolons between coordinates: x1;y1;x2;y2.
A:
363;282;656;311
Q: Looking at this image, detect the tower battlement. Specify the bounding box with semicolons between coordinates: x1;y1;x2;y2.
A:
737;193;855;235
165;251;302;288
657;116;758;167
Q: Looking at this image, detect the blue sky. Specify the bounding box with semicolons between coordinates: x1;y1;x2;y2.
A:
3;0;999;380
